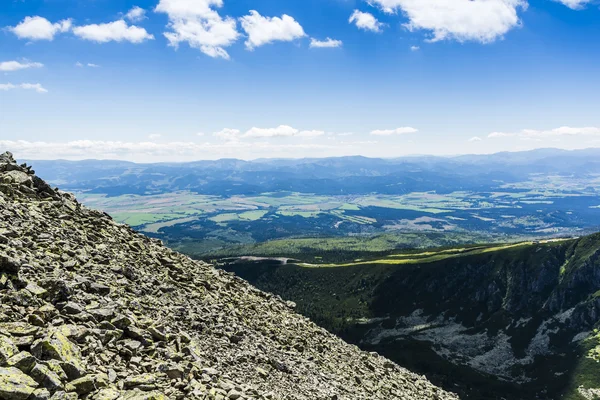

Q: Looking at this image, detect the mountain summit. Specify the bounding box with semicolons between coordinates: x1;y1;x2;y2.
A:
0;150;457;399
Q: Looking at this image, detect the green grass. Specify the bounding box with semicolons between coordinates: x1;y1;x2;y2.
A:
239;210;269;221
143;216;199;233
277;210;322;218
299;242;539;268
209;213;240;223
219;234;596;400
110;212;182;227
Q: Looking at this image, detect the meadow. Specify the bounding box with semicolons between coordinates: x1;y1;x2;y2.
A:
77;184;600;256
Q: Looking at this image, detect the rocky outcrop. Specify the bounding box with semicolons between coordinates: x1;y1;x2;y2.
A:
0;151;457;400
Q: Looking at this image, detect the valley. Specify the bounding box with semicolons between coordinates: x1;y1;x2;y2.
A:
23;150;600;400
28;150;600;256
218;236;600;399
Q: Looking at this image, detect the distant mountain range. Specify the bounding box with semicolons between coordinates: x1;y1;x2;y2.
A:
25;148;600;197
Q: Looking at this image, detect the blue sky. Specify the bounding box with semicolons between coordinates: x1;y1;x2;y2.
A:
1;0;600;161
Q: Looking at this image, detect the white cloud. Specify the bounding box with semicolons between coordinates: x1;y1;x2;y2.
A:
367;0;527;43
310;37;343;48
341;140;379;145
554;0;592;9
243;125;299;138
148;134;162;139
214;126;326;140
410;45;420;51
155;0;240;59
196;132;205;137
349;10;384;32
213;128;241;140
125;6;147;22
0;61;44;72
73;20;154;43
297;130;326;137
75;62;100;68
468;136;482;142
487;126;600;139
0;140;345;161
0;83;48;93
488;131;514;138
370;127;418;135
522;126;600;137
240;11;306;50
9;16;71;41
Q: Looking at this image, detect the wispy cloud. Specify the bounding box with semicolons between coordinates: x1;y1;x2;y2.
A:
370;127;418;136
0;61;44;72
0;83;48;93
489;126;600;138
488;132;515;138
310;38;343;48
553;0;592;9
0;139;352;161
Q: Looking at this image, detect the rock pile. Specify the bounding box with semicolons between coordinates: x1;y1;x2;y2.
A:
0;151;458;400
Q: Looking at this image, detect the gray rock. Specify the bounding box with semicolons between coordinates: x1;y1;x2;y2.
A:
0;155;459;400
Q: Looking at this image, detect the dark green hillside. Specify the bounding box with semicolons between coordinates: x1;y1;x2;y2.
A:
221;236;600;399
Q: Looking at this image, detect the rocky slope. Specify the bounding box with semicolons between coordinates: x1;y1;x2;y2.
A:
223;240;600;399
0;151;458;400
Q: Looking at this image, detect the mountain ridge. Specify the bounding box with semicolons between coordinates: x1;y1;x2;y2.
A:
221;236;600;399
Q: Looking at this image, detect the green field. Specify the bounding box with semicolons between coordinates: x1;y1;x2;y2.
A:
77;186;598;256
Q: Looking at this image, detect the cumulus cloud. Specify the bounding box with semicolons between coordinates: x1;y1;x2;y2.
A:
468;136;482;142
349;10;384;32
0;61;43;72
410;45;420;51
309;37;342;48
148;134;162;139
240;11;306;50
367;0;527;43
554;0;592;9
125;6;147;22
8;16;71;41
370;127;418;136
73;20;154;43
0;83;48;93
155;0;240;59
213;128;241;140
